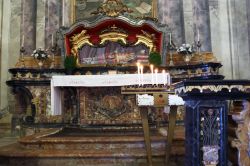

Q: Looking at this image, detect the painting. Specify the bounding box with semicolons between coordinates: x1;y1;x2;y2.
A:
73;0;157;22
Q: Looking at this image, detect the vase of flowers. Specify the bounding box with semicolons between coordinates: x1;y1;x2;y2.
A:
31;48;48;69
177;43;194;65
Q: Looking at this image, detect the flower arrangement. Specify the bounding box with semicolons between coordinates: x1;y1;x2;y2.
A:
31;48;48;61
177;44;194;55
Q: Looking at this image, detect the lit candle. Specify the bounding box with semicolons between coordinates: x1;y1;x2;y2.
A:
162;70;166;86
140;65;144;86
155;69;158;86
21;35;24;47
169;33;172;45
136;62;141;86
150;64;154;85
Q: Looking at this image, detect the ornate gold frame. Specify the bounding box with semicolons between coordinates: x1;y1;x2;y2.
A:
71;0;158;24
69;28;157;65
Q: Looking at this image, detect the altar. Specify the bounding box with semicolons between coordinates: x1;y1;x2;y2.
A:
3;0;248;166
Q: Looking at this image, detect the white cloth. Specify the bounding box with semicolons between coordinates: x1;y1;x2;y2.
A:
51;73;170;87
51;73;171;115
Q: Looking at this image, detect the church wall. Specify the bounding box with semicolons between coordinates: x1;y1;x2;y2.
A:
0;0;250;114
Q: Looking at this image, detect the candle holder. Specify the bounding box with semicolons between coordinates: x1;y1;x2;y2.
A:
50;44;57;68
196;40;203;63
20;46;26;68
167;42;176;66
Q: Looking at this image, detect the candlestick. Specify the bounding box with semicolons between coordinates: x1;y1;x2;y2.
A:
162;70;166;86
21;35;24;47
155;69;158;86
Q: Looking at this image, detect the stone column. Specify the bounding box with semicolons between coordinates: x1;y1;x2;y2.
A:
0;0;11;109
36;0;46;48
158;0;185;46
62;0;71;27
45;0;62;49
21;0;37;55
193;0;212;52
247;0;250;59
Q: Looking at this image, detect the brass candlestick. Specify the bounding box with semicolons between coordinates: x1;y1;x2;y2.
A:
196;40;203;63
167;42;176;66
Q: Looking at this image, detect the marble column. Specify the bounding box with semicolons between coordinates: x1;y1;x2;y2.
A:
158;0;185;46
247;0;250;57
36;0;46;48
62;0;71;27
21;0;37;55
45;0;62;50
193;0;212;52
228;0;250;79
183;0;194;44
0;0;11;109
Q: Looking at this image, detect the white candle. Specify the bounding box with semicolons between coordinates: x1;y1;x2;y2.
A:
150;64;154;85
155;69;158;86
21;35;24;47
136;62;141;86
197;29;200;42
52;34;54;46
162;70;166;86
140;65;144;85
169;33;172;45
168;73;171;85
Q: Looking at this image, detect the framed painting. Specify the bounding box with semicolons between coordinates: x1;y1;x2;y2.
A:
72;0;158;22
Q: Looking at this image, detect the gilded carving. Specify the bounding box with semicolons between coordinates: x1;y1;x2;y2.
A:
135;30;155;52
70;30;93;56
99;32;128;45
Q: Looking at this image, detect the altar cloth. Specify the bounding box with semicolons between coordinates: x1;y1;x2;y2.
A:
51;74;171;115
51;73;170;87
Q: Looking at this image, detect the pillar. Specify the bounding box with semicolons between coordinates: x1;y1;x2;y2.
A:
21;0;37;55
158;0;185;46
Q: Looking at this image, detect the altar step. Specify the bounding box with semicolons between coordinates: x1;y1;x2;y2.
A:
0;126;185;166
